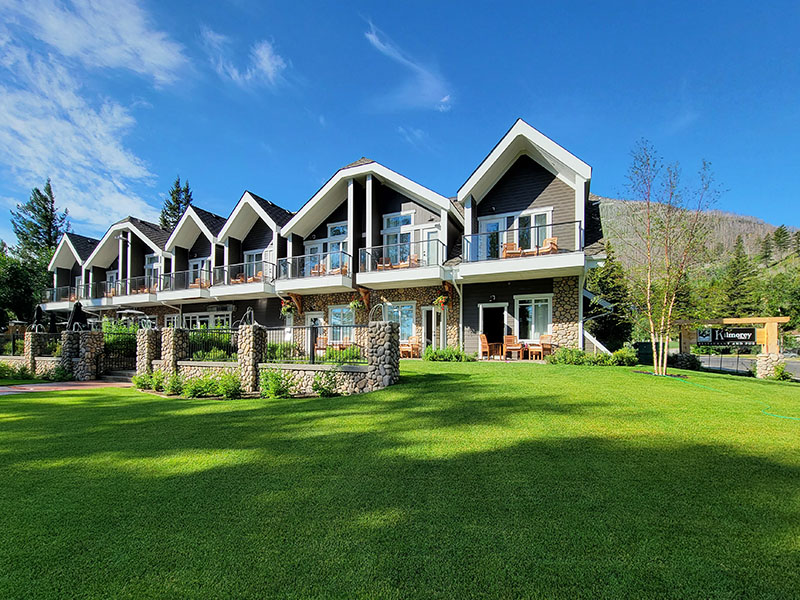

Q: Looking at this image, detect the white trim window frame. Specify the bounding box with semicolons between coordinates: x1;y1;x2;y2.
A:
384;301;416;342
477;207;553;251
144;253;160;283
381;211;414;264
513;293;553;343
243;249;264;279
164;315;179;328
188;257;211;283
328;304;355;342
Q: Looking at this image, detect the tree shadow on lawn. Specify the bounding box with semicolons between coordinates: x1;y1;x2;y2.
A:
1;383;799;598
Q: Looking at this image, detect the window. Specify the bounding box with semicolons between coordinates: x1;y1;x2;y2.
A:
145;254;160;283
478;210;552;255
383;213;412;229
189;258;210;283
244;250;263;278
382;212;414;264
328;240;348;271
385;302;415;341
328;222;347;238
515;296;551;341
165;315;179;328
328;306;355;342
106;270;118;284
181;312;231;329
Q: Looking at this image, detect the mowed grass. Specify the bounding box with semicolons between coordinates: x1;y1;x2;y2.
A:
1;362;798;599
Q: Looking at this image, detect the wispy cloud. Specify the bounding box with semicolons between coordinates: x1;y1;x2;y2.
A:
200;27;286;87
397;125;431;149
364;21;452;112
1;0;188;85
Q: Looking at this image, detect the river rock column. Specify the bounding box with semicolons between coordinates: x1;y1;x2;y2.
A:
238;324;264;393
161;328;189;375
756;353;784;379
23;331;47;373
136;328;160;375
75;331;104;381
551;276;580;349
367;321;400;391
60;330;80;374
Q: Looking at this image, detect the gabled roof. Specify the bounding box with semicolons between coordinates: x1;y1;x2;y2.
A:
64;232;99;262
216;191;294;243
84;217;171;268
192;206;227;236
48;232;100;270
124;217;171;250
164;205;226;252
282;160;463;237
247;191;294;227
458;119;592;204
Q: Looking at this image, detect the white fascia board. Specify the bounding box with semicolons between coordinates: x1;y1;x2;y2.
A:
457;119;592;204
48;235;81;271
164;206;216;251
84;222;162;268
217;192;277;242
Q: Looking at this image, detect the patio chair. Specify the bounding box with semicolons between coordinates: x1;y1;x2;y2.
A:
247;270;263;283
189;279;201;289
539;237;558;255
526;343;543;360
399;335;420;358
503;335;524;360
314;335;328;356
376;257;392;271
479;334;490;360
539;334;554;356
502;242;522;259
310;263;326;277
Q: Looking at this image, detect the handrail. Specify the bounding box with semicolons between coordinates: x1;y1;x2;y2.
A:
212;261;275;286
277;251;352;280
462;220;583;262
359;239;446;272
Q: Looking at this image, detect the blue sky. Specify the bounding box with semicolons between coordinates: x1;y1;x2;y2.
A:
1;0;798;243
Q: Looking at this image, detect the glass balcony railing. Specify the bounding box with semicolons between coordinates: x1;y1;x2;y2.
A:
115;276;160;295
212;261;275;286
462;220;582;263
359;239;446;272
42;286;76;303
277;251;351;280
161;269;212;292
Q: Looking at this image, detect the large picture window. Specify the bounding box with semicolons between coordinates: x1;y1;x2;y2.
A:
385;302;415;341
515;295;551;341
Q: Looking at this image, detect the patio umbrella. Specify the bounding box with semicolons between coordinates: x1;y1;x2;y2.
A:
66;302;89;331
48;312;58;334
30;306;46;331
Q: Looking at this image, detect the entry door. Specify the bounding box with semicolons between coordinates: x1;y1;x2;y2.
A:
305;311;324;353
422;307;447;350
479;219;504;260
422;229;438;266
305;245;320;276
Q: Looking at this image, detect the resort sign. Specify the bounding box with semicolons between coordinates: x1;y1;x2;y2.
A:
696;327;757;346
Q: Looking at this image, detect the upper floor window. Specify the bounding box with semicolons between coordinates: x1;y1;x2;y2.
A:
328;222;347;238
384;213;412;230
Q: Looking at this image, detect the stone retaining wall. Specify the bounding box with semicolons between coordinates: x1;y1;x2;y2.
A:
0;356;26;370
258;363;369;395
34;357;60;377
177;361;239;379
75;331;104;381
756;353;784;379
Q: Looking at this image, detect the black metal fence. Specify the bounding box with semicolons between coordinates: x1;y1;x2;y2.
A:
261;324;368;365
188;328;238;362
102;331;137;371
38;333;63;357
0;333;24;356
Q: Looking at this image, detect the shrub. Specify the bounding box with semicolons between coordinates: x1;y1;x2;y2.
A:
311;370;339;397
192;348;238;362
422;346;477;362
150;369;166;392
260;368;297;399
14;365;32;380
323;345;363;364
667;353;703;371
46;366;73;382
217;373;243;399
546;347;590;365
2;339;24;355
611;345;638;367
771;363;794;382
0;362;18;379
164;373;183;396
132;372;153;390
263;342;296;362
183;374;220;398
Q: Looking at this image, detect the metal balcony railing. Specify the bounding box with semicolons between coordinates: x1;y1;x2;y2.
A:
161;269;212;292
42;286;76;303
462;220;583;262
277;251;351;280
115;276;160;295
212;261;275;286
359;239;446;272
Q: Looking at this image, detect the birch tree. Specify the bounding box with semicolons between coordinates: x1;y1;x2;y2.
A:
617;141;717;375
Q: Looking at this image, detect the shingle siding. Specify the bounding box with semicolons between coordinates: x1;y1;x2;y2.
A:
242;219;273;252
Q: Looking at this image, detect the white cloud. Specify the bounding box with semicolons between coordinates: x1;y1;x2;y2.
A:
1;0;188;85
200;27;286;87
397;126;429;148
365;21;452;112
0;42;160;234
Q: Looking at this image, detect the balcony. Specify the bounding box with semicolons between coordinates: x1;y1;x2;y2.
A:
41;286;76;310
110;276;160;305
460;220;586;282
276;251;353;294
210;261;276;299
158;269;212;302
357;239;447;289
75;282;112;307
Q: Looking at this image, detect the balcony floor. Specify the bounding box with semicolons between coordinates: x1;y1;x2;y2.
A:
210;280;277;299
275;274;353;295
457;252;586;283
356;265;447;290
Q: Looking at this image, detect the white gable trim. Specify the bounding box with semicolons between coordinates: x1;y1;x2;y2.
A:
164;206;217;251
84;221;163;268
48;235;82;271
217;191;279;242
457;119;592;204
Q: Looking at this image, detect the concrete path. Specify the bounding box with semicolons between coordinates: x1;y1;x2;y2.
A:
0;381;131;395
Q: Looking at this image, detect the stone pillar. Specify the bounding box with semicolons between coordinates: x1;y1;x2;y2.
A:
756;353;784;379
551;276;580;349
60;330;80;374
75;331;104;381
238;324;264;393
136;328;160;375
23;331;47;373
367;321;400;391
161;328;189;375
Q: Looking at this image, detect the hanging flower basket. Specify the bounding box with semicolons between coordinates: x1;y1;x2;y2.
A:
280;299;297;318
349;298;364;311
433;294;448;309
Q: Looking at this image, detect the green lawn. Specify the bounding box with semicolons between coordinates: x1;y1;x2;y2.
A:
1;362;798;599
0;379;43;386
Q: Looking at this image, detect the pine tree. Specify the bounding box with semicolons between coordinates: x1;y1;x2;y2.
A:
773;225;790;256
760;235;773;267
794;231;800;256
10;178;70;262
585;242;634;351
722;236;759;316
159;175;193;230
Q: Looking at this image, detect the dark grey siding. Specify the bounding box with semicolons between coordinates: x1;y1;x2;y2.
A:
214;244;224;267
55;267;71;287
375;181;439;244
289;234;304;257
188;235;211;260
476;155;576;248
228;238;243;265
308;198;347;242
91;266;107;285
275;234;287;260
174;247;188;272
462;279;554;353
446;215;460;260
352;181;365;263
129;234;146;277
242;219;273;252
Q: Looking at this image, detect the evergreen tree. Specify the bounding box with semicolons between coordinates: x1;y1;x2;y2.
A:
721;236;759;316
773;225;790;255
794;231;800;256
759;235;773;266
585;242;634;351
159;175;193;230
10;178;70;262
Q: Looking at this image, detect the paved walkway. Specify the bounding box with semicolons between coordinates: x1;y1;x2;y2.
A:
0;381;131;395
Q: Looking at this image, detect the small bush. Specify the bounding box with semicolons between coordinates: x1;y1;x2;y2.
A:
423;346;477;362
46;366;73;382
14;365;32;380
260;369;297;399
264;342;296;362
192;348;238;362
217;373;243;399
611;345;638;367
311;370;339;397
0;363;15;379
323;345;363;364
150;369;166;392
771;363;794;382
132;372;153;390
164;373;183;396
546;347;589;365
2;339;24;356
183;375;220;398
667;353;703;371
